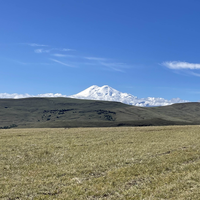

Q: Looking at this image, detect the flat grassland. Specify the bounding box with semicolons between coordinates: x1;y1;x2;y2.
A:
1;126;200;199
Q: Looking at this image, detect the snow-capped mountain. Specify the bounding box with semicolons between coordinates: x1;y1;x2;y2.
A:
70;85;188;107
0;85;188;107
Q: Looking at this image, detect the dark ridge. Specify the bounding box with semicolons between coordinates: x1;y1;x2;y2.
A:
0;97;200;128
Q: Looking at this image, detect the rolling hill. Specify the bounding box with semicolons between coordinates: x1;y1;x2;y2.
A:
0;97;200;128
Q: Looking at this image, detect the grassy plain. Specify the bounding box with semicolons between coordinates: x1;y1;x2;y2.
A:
1;126;200;199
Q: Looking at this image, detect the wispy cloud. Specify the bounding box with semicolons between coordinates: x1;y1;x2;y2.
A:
17;43;48;47
188;72;200;77
83;57;127;72
50;59;75;67
35;49;52;53
26;43;48;47
12;42;129;72
162;61;200;69
52;54;75;58
100;62;126;72
52;53;67;57
84;57;107;61
62;48;74;51
35;48;74;54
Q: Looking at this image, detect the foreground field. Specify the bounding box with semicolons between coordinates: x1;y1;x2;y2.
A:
1;126;200;199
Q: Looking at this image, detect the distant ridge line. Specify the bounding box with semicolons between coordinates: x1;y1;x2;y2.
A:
0;97;199;128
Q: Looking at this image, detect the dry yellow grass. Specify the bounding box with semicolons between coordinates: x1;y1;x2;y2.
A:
1;126;200;199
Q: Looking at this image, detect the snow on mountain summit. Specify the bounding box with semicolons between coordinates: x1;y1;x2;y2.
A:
70;85;188;107
70;85;137;103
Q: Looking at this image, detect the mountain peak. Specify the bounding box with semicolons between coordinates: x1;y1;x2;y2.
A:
90;85;113;90
101;85;110;88
69;85;188;107
70;85;136;103
89;85;99;89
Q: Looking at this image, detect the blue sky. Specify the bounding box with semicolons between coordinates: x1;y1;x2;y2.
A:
1;0;200;101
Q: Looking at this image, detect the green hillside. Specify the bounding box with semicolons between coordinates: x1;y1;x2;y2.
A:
0;97;200;128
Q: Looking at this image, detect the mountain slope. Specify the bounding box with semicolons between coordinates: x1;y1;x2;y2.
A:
0;97;200;128
70;85;187;107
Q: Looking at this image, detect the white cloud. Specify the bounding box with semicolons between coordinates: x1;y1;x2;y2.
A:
50;59;75;67
163;61;200;69
0;93;67;99
36;93;67;97
0;93;32;99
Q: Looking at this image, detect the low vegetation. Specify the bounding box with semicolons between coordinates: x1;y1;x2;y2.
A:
0;124;18;129
1;98;200;128
1;126;200;199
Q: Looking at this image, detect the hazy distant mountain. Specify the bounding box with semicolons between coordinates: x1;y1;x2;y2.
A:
70;85;187;107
